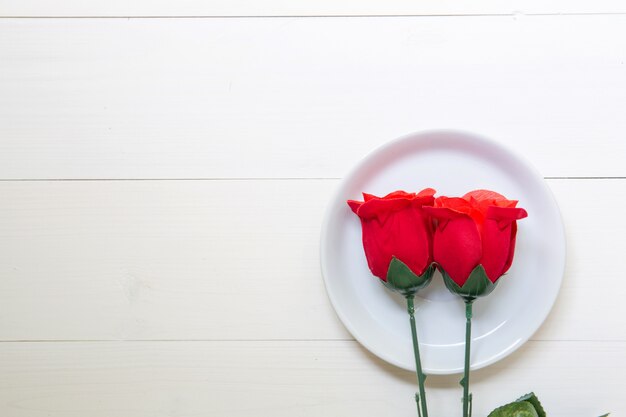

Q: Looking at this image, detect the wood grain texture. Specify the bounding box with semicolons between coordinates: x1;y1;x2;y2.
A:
0;0;625;17
0;340;619;417
1;7;624;417
0;179;623;342
2;16;626;179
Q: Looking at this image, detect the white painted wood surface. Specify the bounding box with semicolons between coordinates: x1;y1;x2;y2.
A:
2;16;626;179
1;6;624;417
0;341;620;417
1;0;626;17
0;179;624;343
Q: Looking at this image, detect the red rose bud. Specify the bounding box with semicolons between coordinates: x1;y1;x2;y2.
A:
425;190;527;297
347;189;436;294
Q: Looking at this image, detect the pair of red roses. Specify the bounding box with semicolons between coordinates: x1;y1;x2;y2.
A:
348;188;527;295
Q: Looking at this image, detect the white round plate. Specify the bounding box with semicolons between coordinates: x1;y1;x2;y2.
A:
320;130;565;375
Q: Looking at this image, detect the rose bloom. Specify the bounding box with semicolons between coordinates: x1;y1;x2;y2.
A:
347;188;435;281
425;190;528;286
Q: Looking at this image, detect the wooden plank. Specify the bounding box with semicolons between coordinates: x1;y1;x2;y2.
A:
1;0;626;17
2;16;626;179
0;178;623;342
0;180;349;340
0;340;620;416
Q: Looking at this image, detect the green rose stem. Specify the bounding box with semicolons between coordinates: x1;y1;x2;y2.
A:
441;266;494;417
384;258;433;417
461;299;474;417
406;296;428;417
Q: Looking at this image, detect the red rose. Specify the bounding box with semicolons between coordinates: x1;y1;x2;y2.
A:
348;189;435;282
426;189;528;287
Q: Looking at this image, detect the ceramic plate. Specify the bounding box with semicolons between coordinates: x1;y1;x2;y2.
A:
320;130;565;374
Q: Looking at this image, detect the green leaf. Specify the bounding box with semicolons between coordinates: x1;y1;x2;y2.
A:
487;401;539;417
441;264;496;301
490;392;609;417
515;393;546;417
383;258;434;297
488;393;545;417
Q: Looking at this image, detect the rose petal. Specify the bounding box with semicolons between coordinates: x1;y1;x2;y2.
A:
481;218;515;282
464;189;519;214
480;206;526;281
433;197;484;226
431;212;482;286
392;207;432;276
412;195;435;208
424;206;463;218
360;205;431;279
417;188;436;198
486;206;528;229
494;199;518;208
501;222;518;275
358;197;411;221
383;190;415;199
347;200;362;214
463;189;508;202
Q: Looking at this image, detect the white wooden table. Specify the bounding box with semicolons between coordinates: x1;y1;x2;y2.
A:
0;2;625;416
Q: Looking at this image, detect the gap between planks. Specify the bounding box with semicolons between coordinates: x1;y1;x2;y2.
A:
4;12;626;18
0;339;625;343
0;177;624;182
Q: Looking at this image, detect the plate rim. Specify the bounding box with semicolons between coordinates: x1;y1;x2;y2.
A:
319;129;566;374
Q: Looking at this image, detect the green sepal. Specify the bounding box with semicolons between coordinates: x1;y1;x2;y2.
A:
441;264;496;302
382;257;434;297
488;393;544;417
